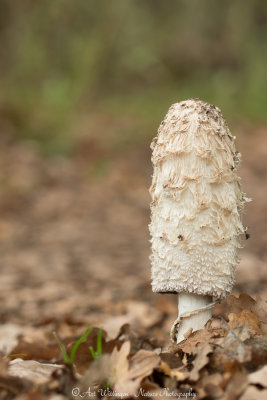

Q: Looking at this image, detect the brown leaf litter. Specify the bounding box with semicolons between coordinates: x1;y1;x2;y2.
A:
0;293;266;399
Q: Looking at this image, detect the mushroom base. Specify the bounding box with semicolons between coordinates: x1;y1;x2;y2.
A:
176;293;213;343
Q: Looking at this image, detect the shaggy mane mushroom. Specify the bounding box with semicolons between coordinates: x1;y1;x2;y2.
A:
149;98;250;343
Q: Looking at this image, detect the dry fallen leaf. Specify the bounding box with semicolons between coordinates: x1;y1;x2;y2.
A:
201;383;224;399
115;323;160;354
189;343;213;382
226;294;267;333
240;385;267;400
0;375;33;397
224;329;252;363
171;368;189;382
15;391;67;400
227;294;256;313
110;341;160;395
224;371;248;399
10;339;61;362
0;324;45;356
67;328;121;374
159;361;172;377
197;372;224;399
248;365;267;387
0;357;9;375
159;352;183;369
177;329;215;355
0;324;22;355
183;328;193;340
200;372;224;387
228;321;251;342
79;341;160;398
101;301;162;339
74;354;111;397
252;298;267;334
9;359;63;385
228;309;262;338
109;341;130;388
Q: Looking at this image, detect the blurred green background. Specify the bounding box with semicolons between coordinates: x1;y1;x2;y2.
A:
0;0;267;156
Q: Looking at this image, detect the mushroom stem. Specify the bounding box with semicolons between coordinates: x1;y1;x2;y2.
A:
175;293;213;343
150;99;249;344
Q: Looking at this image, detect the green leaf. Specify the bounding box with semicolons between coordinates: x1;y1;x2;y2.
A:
70;326;93;364
52;331;71;364
89;346;97;360
97;328;103;357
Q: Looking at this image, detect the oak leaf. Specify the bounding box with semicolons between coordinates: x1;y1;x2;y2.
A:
189;343;213;382
224;329;252;363
228;310;262;338
177;329;215;355
110;341;160;395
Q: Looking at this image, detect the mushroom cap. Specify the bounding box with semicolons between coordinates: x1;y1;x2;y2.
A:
150;98;249;299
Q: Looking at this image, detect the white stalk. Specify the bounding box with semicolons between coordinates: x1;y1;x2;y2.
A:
176;293;212;343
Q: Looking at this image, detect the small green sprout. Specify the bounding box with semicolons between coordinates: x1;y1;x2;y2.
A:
103;381;111;389
53;326;93;365
89;328;103;360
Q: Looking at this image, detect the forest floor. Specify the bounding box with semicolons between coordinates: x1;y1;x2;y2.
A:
0;127;266;399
